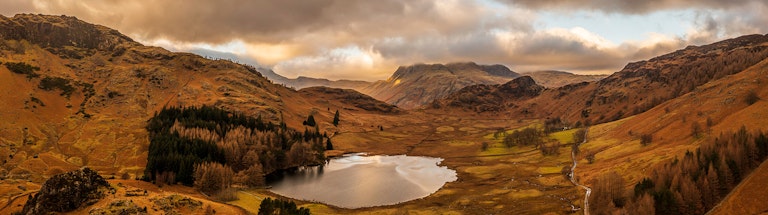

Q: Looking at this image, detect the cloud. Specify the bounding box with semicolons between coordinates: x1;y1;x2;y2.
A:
685;3;768;44
0;0;35;16
499;0;764;14
2;0;766;81
273;46;390;80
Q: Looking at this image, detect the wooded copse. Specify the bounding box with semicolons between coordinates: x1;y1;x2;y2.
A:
591;126;768;215
144;106;327;195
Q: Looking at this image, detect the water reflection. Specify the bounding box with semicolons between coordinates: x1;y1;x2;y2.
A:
267;153;457;208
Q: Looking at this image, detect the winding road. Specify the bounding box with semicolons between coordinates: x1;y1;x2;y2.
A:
569;128;592;215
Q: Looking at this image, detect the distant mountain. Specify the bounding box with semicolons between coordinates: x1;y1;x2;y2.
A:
258;68;371;91
432;34;768;125
522;70;607;88
361;62;520;109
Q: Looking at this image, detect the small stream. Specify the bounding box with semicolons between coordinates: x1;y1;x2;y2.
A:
267;153;457;209
569;129;592;214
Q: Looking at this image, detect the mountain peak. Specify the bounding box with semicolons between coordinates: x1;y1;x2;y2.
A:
364;62;520;109
389;62;517;81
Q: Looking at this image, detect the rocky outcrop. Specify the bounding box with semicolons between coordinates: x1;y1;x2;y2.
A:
0;14;136;50
497;76;544;97
19;167;110;215
433;76;544;112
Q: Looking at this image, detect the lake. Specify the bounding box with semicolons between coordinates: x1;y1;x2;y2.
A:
267;153;458;208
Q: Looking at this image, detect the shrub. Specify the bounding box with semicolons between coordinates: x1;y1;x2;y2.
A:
540;141;560;156
29;96;45;107
39;76;76;98
5;62;40;79
572;128;586;144
691;122;702;138
258;197;310;215
586;152;596;164
544;117;564;134
121;172;131;180
640;134;653;146
561;165;572;181
744;90;759;105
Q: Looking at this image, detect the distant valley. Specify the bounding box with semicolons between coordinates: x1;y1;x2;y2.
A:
262;62;607;110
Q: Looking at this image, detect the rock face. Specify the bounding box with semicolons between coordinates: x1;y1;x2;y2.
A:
361;62;520;109
20;167;110;215
0;14;136;50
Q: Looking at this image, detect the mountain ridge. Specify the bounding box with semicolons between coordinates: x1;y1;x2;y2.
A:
432;34;768;125
257;67;372;91
521;70;607;88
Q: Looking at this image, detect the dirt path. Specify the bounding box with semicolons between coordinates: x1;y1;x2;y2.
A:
569;128;592;215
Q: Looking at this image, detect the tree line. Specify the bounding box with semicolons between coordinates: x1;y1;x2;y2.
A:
591;126;768;214
499;127;572;156
144;106;327;197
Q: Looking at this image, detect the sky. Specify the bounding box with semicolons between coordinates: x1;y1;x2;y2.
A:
2;0;767;81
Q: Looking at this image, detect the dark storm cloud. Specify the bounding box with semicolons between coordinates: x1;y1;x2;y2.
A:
3;0;766;80
24;0;393;43
29;0;503;45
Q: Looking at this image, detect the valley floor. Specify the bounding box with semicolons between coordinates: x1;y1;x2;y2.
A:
227;112;587;214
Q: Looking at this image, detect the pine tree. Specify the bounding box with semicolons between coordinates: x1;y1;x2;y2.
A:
304;115;316;127
333;110;340;126
326;138;334;150
707;164;721;202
